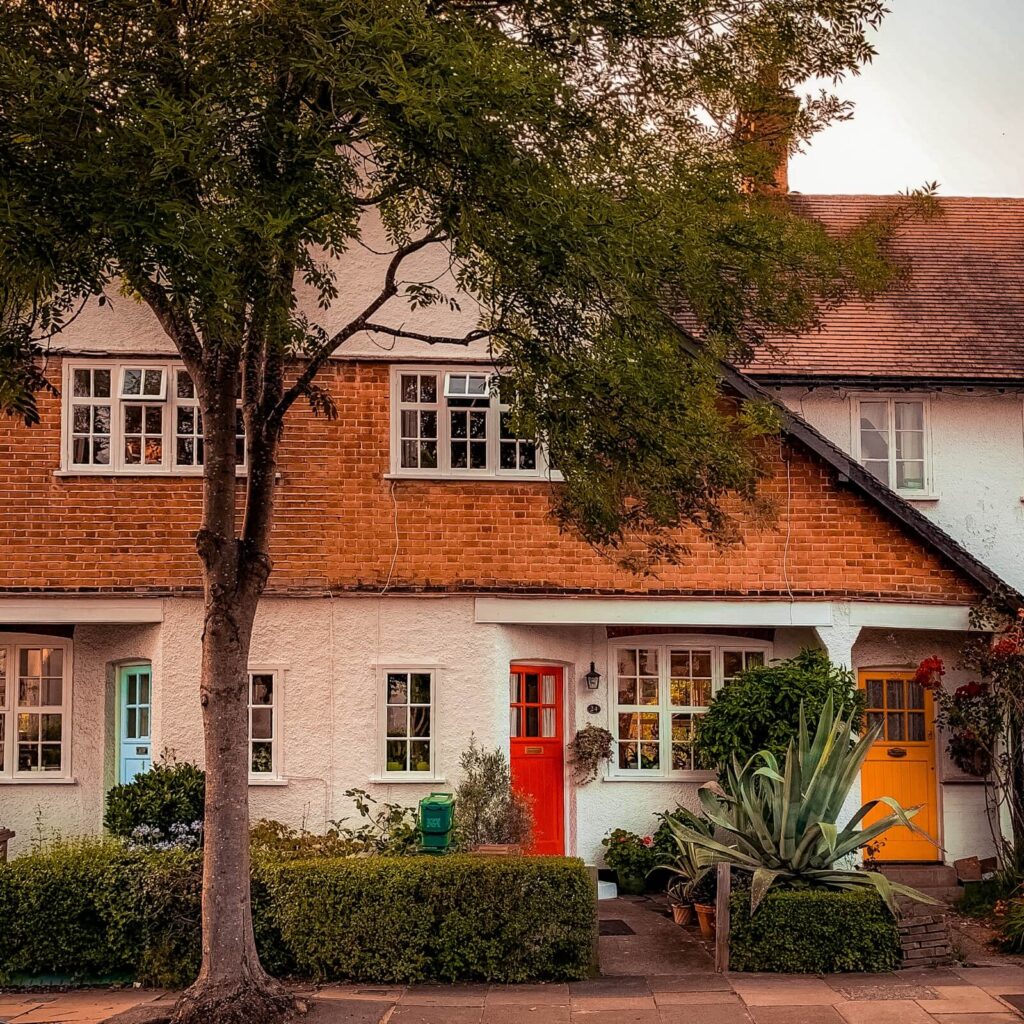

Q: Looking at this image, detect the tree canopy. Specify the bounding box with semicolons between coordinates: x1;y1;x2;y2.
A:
0;0;922;565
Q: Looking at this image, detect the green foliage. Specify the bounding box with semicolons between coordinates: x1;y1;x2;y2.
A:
0;842;594;985
0;0;925;564
103;761;205;842
601;829;659;890
268;855;594;982
328;788;421;855
250;819;361;861
696;649;865;769
674;697;936;914
453;736;532;849
999;900;1024;954
729;887;901;973
568;725;613;785
655;807;715;900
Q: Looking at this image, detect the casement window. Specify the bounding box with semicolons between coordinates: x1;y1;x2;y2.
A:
0;637;72;780
391;366;552;479
63;360;245;475
855;397;930;494
609;637;769;778
248;670;280;779
380;668;434;777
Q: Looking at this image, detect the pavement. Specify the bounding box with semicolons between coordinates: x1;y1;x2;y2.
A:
1;897;1023;1024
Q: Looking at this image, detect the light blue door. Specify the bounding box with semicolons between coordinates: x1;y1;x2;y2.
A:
119;665;152;784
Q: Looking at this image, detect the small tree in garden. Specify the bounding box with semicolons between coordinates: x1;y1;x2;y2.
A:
0;2;925;1020
454;737;532;849
916;594;1024;877
696;648;865;769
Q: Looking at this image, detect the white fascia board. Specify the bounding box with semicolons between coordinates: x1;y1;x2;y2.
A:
848;603;971;631
474;597;832;627
0;597;164;625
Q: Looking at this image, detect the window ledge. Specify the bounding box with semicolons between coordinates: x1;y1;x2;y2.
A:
383;472;561;484
249;776;288;787
603;772;715;784
898;492;940;502
0;776;77;785
368;775;447;785
54;469;249;479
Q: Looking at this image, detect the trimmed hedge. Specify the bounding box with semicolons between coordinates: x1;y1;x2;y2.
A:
729;887;901;973
0;843;594;986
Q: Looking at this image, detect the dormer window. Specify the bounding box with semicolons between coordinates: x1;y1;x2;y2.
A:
855;397;931;496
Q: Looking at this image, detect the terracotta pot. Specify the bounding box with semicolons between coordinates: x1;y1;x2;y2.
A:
671;901;694;926
694;902;716;939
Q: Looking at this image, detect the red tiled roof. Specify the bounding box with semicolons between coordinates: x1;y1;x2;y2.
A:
744;195;1024;381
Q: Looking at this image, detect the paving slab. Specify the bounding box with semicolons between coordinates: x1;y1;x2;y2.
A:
729;977;844;1006
388;1005;482;1024
480;1006;570;1024
953;968;1024;996
657;1003;754;1024
824;974;939;1001
402;983;489;1006
835;998;937;1024
568;1010;660;1023
654;991;744;1007
747;1007;846;1024
646;975;732;994
931;1016;1022;1024
485;984;571;1005
916;986;1013;1015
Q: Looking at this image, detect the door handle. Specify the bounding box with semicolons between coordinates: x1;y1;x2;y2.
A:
887;747;907;758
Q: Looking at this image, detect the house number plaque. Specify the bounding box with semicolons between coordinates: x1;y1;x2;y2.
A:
586;704;601;715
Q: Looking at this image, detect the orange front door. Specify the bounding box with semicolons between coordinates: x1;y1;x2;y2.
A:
510;666;565;855
859;670;940;861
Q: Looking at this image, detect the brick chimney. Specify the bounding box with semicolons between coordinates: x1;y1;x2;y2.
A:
735;71;798;196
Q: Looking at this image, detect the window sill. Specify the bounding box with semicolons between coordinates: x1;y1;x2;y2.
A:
249;776;288;787
54;468;249;479
383;472;562;484
603;772;716;784
898;492;939;502
368;774;447;785
0;776;77;785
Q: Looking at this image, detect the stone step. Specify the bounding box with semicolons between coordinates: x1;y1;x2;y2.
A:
878;864;959;889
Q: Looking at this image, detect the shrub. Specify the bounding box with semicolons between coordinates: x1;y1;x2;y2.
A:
696;648;864;769
0;843;594;985
268;855;594;982
104;760;205;842
999;899;1024;954
453;737;532;849
329;788;421;855
729;888;901;973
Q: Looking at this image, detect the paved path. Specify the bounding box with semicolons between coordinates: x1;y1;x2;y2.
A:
1;898;1022;1024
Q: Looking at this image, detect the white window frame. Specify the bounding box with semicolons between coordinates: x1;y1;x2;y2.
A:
389;364;557;480
375;665;439;782
0;633;73;783
851;394;933;498
607;634;772;781
247;666;284;784
61;360;246;476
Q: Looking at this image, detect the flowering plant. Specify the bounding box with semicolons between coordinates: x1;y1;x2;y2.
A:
601;828;658;882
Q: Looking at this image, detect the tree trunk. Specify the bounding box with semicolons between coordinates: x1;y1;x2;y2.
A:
172;363;292;1024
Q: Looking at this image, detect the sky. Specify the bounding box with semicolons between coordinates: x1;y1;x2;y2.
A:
789;0;1024;197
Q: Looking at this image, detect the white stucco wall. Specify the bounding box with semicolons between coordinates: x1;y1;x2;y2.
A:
3;599;992;866
776;386;1024;592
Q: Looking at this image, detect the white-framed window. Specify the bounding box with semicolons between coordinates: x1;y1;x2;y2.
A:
853;396;930;495
248;669;280;780
390;365;554;479
379;667;435;778
609;635;770;779
0;635;73;781
63;360;246;475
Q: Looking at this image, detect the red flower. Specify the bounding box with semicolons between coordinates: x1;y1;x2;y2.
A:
642;836;653;848
915;656;945;689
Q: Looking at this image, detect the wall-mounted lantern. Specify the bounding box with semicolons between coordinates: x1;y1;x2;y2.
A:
583;661;602;690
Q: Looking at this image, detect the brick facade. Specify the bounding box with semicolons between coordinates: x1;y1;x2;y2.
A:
0;358;980;602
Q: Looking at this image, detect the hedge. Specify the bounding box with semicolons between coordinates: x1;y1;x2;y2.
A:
0;843;594;986
728;887;901;973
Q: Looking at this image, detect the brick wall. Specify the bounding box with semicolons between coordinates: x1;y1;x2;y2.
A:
0;358;980;603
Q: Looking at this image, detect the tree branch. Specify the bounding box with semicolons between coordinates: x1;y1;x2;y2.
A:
122;268;204;371
270;230;448;422
361;322;492;345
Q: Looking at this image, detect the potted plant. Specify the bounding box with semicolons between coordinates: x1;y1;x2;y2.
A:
601;828;657;895
655;807;714;927
667;879;694;926
689;869;718;938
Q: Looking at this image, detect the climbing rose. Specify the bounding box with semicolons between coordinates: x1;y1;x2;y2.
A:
915;656;945;689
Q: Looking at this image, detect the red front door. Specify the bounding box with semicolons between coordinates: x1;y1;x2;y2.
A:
510;666;565;855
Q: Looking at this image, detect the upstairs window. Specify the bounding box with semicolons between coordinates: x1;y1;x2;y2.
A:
391;365;552;479
856;398;929;495
63;360;245;475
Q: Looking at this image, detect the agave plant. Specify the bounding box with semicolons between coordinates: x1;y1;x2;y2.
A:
653;807;715;901
669;695;939;915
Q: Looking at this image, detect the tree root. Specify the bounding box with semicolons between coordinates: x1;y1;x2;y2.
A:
171;973;296;1024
